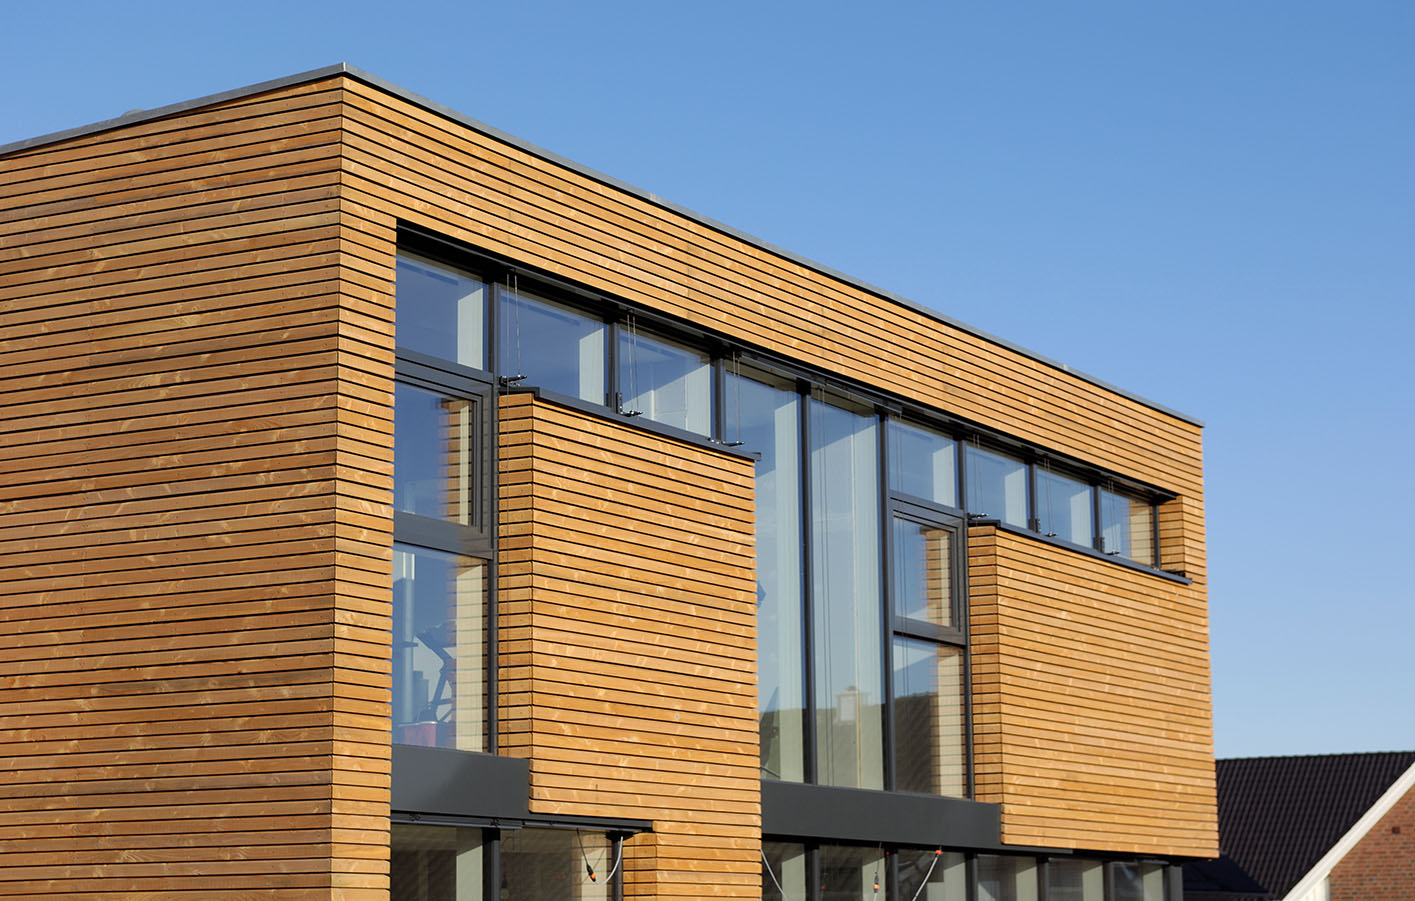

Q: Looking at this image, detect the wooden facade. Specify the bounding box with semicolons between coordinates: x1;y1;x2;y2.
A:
497;394;759;896
1;65;1216;897
0;79;394;898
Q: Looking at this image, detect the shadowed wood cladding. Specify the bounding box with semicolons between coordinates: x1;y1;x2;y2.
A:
968;526;1217;858
0;79;396;898
497;394;760;898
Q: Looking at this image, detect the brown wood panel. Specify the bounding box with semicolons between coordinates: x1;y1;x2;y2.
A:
968;525;1217;857
497;394;760;897
0;78;393;898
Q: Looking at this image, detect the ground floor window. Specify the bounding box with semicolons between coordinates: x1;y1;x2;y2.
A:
392;823;620;900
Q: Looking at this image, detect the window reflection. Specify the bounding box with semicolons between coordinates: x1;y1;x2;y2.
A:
892;518;954;629
1100;488;1155;564
392;544;486;751
965;445;1028;528
390;824;483;900
618;326;711;433
396;253;487;370
810;395;883;790
499;287;606;403
501;828;613;901
1036;468;1093;546
394;382;476;524
889;419;958;507
728;368;806;783
893;638;966;797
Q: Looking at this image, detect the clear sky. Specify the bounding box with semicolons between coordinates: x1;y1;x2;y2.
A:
4;1;1412;759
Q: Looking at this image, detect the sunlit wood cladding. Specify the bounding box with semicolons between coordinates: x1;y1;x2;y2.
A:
968;525;1217;857
0;77;394;898
497;394;760;898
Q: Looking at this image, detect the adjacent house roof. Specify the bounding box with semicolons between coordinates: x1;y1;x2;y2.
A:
1186;751;1415;899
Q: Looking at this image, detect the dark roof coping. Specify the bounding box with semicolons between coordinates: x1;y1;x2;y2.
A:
0;62;1203;428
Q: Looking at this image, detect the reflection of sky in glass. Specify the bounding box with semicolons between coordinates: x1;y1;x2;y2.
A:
395;253;486;370
619;328;711;433
499;289;605;403
966;445;1028;528
1037;468;1093;545
889;419;958;507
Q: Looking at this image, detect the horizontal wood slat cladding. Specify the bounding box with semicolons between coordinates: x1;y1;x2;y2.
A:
0;79;395;899
968;525;1217;857
497;394;760;898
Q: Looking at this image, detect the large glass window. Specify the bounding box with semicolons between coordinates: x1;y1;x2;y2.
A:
396;253;487;370
965;444;1028;528
819;844;886;901
1036;467;1093;546
392;544;487;751
762;841;808;901
810;394;884;790
391;824;484;901
394;382;479;525
618;324;712;433
728;367;806;783
897;849;967;901
499;286;606;403
977;854;1038;901
1047;859;1104;901
889;419;958;507
501;828;615;901
1111;862;1166;901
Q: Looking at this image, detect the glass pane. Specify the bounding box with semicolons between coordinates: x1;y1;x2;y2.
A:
762;841;807;901
392;544;487;751
727;368;805;783
965;445;1028;528
618;327;711;434
1047;859;1104;901
810;395;884;791
892;517;954;628
499;286;606;404
889;419;958;507
1112;862;1166;901
1100;489;1155;564
395;382;476;524
893;638;966;796
897;849;967;901
819;844;886;901
501;828;613;901
976;855;1038;901
1036;469;1093;546
396;252;487;370
390;823;483;901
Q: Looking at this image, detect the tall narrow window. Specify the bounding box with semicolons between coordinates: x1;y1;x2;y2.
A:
392;544;487;751
396;253;487;371
618;325;711;433
966;444;1028;528
499;286;606;403
810;394;884;790
728;367;806;782
394;382;478;525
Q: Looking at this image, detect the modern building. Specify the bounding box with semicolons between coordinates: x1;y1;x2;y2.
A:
1184;752;1415;901
0;64;1217;899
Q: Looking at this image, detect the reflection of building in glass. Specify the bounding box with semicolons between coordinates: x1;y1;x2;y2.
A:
2;65;1216;900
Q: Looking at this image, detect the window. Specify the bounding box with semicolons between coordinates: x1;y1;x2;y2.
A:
396;253;488;370
727;366;806;783
897;848;967;901
393;251;496;754
965;443;1028;529
617;322;712;433
1036;466;1094;546
1047;859;1104;901
1100;486;1157;564
762;841;808;901
391;824;622;900
810;392;884;790
977;854;1039;901
499;284;606;404
889;418;958;507
1111;862;1167;901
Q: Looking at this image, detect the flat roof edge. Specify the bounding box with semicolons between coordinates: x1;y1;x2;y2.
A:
0;62;1203;428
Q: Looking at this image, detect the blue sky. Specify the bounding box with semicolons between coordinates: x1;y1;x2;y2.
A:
4;1;1412;759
